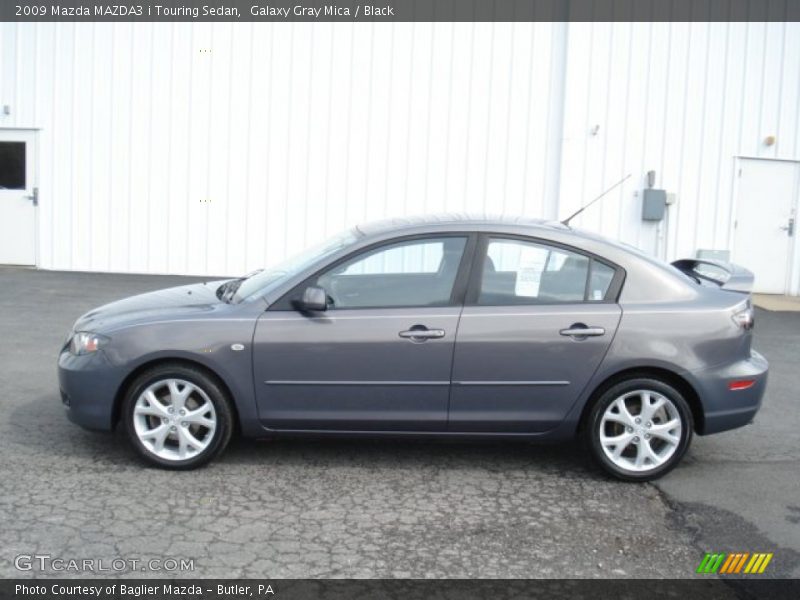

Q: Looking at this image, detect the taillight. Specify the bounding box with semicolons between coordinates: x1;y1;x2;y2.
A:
732;306;754;330
729;379;755;391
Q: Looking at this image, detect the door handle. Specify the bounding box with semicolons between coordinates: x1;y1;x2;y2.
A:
559;324;605;338
399;326;446;342
780;217;794;237
26;187;38;206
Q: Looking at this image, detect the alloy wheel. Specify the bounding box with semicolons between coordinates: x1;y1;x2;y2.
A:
132;378;217;461
598;389;682;473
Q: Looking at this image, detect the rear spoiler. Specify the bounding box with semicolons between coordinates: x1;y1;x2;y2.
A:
671;259;754;293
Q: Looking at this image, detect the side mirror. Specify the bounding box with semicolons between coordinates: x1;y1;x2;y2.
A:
294;286;328;312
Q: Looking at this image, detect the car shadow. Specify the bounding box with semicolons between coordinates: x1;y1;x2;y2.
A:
223;436;597;477
5;394;132;468
8;394;599;479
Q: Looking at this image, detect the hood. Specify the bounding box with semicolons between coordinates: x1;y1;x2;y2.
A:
72;280;231;334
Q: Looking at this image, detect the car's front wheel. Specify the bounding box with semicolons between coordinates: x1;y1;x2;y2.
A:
122;364;234;469
586;377;693;482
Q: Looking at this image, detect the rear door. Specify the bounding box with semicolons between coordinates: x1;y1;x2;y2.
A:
449;235;623;433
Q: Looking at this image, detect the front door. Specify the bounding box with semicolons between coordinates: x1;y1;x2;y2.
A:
733;158;798;294
253;235;473;431
450;236;622;433
0;130;37;265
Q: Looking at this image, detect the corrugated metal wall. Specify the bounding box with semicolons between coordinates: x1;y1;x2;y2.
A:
1;22;799;277
560;22;800;263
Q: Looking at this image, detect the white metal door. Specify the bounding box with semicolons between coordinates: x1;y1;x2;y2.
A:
0;130;37;265
733;158;798;294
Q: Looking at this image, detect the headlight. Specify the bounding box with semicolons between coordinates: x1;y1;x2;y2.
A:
69;332;110;355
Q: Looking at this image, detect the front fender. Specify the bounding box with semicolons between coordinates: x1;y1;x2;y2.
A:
104;312;262;436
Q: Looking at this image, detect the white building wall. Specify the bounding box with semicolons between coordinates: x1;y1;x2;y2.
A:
1;21;799;279
0;22;564;275
560;22;800;264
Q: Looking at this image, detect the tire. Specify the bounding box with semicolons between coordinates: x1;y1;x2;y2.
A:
121;363;234;469
585;377;693;482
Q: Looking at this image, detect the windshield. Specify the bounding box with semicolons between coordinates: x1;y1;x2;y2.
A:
231;229;361;302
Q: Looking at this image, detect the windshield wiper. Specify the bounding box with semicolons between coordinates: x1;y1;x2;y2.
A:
216;279;242;302
216;269;265;303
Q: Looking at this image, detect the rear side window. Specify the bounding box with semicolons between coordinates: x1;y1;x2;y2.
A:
478;238;615;305
588;261;616;300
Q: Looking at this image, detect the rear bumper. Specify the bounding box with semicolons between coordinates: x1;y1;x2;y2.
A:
58;349;124;431
691;350;768;435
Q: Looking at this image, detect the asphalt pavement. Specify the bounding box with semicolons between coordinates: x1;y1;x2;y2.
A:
0;267;797;579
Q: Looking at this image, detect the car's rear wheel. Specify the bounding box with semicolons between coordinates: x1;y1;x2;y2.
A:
122;364;233;469
586;377;693;482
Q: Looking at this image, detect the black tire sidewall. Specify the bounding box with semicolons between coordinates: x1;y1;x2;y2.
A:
586;378;693;482
122;365;233;470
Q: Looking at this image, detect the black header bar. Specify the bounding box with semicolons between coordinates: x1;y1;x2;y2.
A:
4;0;800;22
4;579;800;600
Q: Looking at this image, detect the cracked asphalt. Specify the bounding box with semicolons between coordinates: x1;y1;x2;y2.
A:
1;267;798;579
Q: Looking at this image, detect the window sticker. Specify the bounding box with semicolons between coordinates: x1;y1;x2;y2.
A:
515;247;548;297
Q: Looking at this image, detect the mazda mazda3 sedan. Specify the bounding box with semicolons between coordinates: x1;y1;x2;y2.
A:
59;215;767;480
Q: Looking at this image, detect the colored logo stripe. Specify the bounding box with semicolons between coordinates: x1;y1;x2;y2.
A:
719;553;748;574
744;553;773;574
697;553;726;573
697;552;773;574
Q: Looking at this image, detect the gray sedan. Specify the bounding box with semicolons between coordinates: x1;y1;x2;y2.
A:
58;216;767;481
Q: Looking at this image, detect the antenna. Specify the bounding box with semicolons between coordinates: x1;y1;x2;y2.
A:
560;174;632;226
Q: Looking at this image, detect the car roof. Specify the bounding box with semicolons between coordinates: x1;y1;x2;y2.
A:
354;213;662;260
355;213;570;236
349;213;702;304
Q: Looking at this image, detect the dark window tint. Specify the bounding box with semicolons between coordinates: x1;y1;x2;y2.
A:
480;238;602;305
316;237;467;309
0;142;25;190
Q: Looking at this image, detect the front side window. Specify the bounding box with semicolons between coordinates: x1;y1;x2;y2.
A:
234;230;361;301
478;238;615;305
316;236;468;309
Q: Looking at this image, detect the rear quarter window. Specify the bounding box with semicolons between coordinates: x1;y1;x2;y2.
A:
479;238;618;305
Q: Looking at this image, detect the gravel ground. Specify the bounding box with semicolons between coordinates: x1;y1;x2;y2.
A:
0;267;796;579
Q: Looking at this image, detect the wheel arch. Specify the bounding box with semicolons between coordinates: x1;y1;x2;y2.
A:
576;366;704;435
112;357;242;435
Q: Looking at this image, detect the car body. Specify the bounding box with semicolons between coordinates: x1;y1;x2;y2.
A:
58;215;768;480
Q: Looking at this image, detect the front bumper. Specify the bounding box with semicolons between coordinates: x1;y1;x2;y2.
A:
58;349;125;431
691;350;769;435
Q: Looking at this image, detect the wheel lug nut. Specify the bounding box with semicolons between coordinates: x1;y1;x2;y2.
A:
168;407;174;414
170;426;176;432
646;421;652;428
635;418;641;424
633;436;640;443
644;433;651;440
162;418;168;424
181;422;188;427
626;427;633;433
179;409;185;416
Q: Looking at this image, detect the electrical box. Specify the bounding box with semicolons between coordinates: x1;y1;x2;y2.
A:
642;188;667;221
